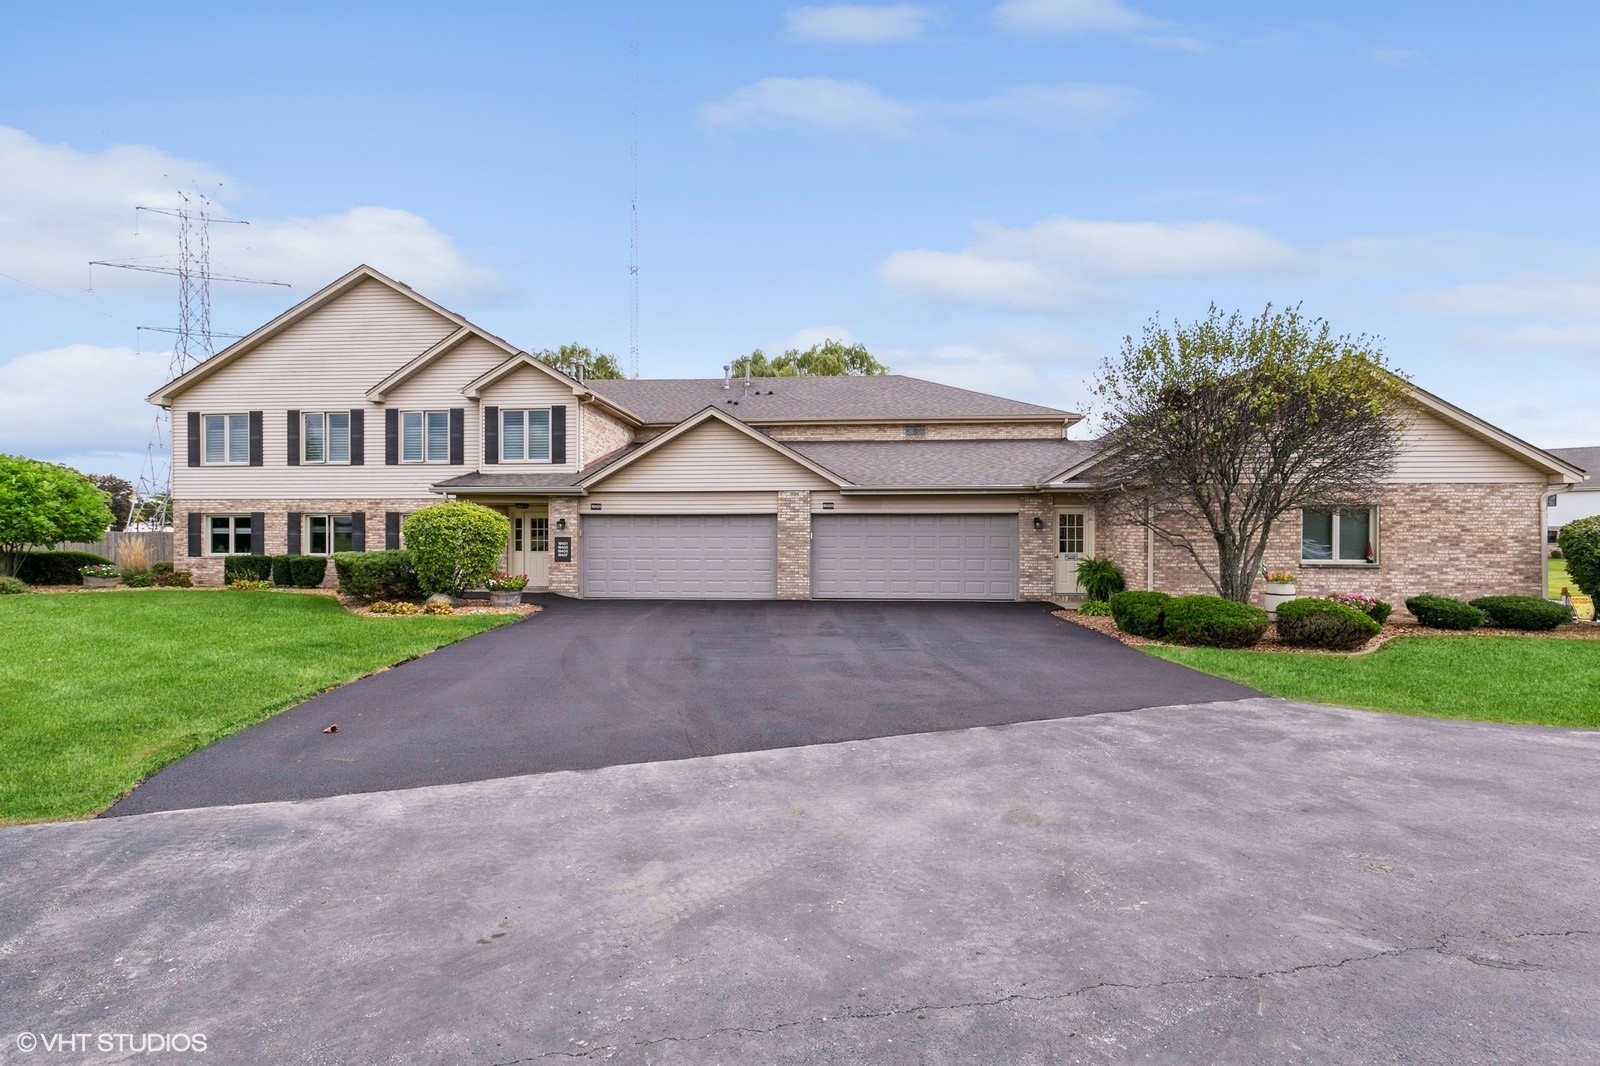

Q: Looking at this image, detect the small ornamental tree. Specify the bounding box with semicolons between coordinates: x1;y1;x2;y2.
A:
0;455;114;577
1557;516;1600;609
401;502;510;596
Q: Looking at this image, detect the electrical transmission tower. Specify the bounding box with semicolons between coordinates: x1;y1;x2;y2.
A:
628;28;640;380
91;191;289;529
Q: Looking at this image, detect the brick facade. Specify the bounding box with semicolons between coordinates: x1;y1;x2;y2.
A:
1018;493;1056;600
1111;483;1547;612
173;497;437;586
776;490;812;600
547;497;581;595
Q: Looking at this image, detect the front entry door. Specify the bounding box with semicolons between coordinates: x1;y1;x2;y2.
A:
506;513;551;589
1054;508;1095;595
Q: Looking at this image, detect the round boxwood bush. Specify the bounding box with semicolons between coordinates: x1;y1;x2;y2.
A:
1468;595;1572;631
1404;594;1485;630
1275;597;1381;650
1108;590;1172;638
1161;594;1270;648
0;575;29;594
402;503;511;596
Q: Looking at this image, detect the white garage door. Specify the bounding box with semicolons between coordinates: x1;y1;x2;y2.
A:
581;515;778;599
812;514;1018;600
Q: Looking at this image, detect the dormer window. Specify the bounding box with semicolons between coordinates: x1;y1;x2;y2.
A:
502;409;552;462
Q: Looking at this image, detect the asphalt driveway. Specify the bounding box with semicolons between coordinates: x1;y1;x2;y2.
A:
107;599;1253;815
7;699;1600;1062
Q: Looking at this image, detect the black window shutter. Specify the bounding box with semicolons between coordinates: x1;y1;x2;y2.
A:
186;412;201;467
250;511;265;555
385;408;399;465
351;511;366;551
349;409;365;466
286;512;302;554
287;410;300;466
449;408;465;465
483;405;499;465
552;405;567;465
385;511;401;550
187;512;201;557
248;411;264;467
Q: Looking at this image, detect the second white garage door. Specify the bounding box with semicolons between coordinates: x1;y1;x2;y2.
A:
581;514;778;599
812;513;1018;600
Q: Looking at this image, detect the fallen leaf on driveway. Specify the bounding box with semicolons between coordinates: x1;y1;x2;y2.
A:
322;725;338;734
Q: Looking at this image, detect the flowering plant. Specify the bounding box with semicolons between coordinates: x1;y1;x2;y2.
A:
1328;591;1393;624
1263;570;1297;584
483;571;529;591
79;563;119;579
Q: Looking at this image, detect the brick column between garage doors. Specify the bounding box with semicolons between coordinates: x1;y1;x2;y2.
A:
777;490;811;600
548;497;580;597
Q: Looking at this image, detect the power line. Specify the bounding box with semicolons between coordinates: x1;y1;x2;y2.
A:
628;23;640;380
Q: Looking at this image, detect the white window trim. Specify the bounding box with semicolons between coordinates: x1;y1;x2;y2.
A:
1301;506;1380;566
302;411;351;465
201;413;250;466
205;514;254;556
400;410;451;464
304;513;355;555
500;407;553;464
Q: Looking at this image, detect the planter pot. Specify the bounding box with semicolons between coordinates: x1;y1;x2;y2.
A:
82;576;120;589
1264;582;1297;621
488;589;523;608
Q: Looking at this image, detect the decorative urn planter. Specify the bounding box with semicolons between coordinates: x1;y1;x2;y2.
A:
1263;577;1297;621
488;589;522;608
82;575;120;589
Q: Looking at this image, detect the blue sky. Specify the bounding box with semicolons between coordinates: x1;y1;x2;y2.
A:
3;0;1597;482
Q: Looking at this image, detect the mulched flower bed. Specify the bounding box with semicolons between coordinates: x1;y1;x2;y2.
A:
1055;608;1600;656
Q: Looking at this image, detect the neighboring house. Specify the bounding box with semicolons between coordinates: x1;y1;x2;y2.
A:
1546;447;1600;547
148;265;1588;607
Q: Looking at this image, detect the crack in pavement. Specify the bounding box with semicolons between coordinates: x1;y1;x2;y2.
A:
492;929;1600;1063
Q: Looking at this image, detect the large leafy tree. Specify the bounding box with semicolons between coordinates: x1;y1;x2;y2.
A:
1089;304;1410;603
1557;516;1600;612
534;343;626;380
84;473;135;531
0;456;115;577
731;339;888;378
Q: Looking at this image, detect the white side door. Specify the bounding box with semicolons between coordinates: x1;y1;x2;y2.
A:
506;513;552;589
1054;508;1095;595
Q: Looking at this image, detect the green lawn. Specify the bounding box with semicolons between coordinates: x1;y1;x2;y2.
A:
1550;556;1570;597
0;591;515;823
1148;636;1600;729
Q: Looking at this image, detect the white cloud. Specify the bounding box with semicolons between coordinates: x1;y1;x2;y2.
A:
0;126;510;304
992;0;1208;51
1458;323;1600;355
776;325;857;352
888;330;1103;414
1362;46;1419;67
786;4;936;43
702;77;918;134
0;344;171;459
880;217;1302;311
1404;272;1600;317
953;83;1142;133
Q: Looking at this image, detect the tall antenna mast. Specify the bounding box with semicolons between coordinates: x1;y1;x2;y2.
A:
91;190;289;529
628;25;640;380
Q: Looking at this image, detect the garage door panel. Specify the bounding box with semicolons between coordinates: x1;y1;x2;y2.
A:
582;515;777;599
813;513;1017;600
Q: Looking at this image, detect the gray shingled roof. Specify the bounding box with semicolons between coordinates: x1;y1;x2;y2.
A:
1551;446;1599;491
585;375;1075;424
788;438;1100;488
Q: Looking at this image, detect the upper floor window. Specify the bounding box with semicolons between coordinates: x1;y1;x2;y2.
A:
203;414;250;465
303;411;351;464
502;409;552;462
1302;507;1378;564
401;410;450;463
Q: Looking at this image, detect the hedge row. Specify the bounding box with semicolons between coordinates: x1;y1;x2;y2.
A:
16;551;113;585
1108;591;1270;648
332;550;422;600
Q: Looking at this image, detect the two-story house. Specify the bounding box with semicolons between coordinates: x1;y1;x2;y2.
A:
149;265;1587;606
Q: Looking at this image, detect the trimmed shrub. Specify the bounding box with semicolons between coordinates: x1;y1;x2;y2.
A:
1109;590;1173;638
1469;595;1572;631
224;555;273;584
1275;597;1381;650
332;550;422;600
270;555;331;588
16;551;112;585
1557;516;1600;607
402;503;510;596
421;601;454;615
1162;595;1270;648
1549;548;1563;560
1076;599;1113;616
1327;592;1393;625
0;575;29;594
1405;594;1484;630
1075;556;1127;603
151;562;174;576
121;570;156;588
155;569;193;588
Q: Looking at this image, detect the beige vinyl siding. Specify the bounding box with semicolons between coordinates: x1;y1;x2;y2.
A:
811;492;1023;513
596;420;835;492
478;362;586;474
583;491;779;514
172;282;508;500
1390;407;1545;484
